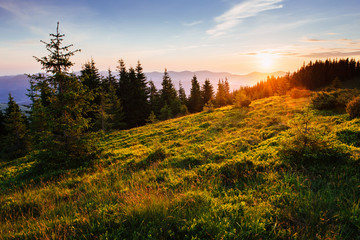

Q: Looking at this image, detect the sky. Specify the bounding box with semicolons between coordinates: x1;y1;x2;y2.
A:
0;0;360;76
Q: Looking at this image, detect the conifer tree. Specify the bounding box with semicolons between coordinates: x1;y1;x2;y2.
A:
187;75;202;113
178;81;187;105
216;80;226;107
29;22;95;166
201;78;214;107
80;58;102;130
149;80;160;116
159;69;181;118
102;69;125;130
178;81;189;116
1;94;29;159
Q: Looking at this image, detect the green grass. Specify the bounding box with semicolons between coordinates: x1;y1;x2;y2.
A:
1;95;359;239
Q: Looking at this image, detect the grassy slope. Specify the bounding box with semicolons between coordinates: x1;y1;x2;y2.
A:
1;95;360;239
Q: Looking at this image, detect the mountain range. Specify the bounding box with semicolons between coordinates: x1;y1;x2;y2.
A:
0;70;285;104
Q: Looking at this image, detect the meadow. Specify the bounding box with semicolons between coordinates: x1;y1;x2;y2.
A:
1;94;359;239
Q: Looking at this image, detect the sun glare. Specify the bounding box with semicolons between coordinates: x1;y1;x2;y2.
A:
258;53;274;70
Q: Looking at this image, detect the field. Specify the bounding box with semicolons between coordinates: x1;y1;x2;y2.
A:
1;95;359;239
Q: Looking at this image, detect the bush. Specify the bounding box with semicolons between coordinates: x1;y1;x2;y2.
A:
311;89;359;111
346;96;360;119
203;101;215;112
288;88;311;99
279;111;349;167
234;92;251;108
311;92;337;110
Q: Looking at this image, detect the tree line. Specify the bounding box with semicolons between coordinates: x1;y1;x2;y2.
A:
0;23;233;164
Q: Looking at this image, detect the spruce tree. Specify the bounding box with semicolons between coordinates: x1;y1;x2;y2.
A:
80;58;102;130
1;94;29;159
29;22;95;166
187;75;202;113
178;81;189;116
216;80;226;107
201;78;214;107
178;81;187;105
102;69;125;130
148;80;160;117
159;69;181;118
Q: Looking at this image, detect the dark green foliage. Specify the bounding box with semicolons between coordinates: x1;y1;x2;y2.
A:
116;61;150;128
311;89;359;111
336;129;360;147
80;58;102;130
346;96;360;119
1;94;29;160
311;92;337;110
159;103;172;120
148;80;160;116
178;81;187;105
159;69;181;118
187;75;202;113
201;79;214;107
100;69;125;130
28;22;97;166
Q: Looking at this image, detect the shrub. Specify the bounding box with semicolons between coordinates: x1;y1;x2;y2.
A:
234;92;251;108
311;92;337;110
288;88;311;99
203;101;215;112
346;96;360;119
311;89;359;111
279;111;349;166
334;89;359;109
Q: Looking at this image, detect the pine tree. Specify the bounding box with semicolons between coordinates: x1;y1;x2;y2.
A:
159;69;181;118
201;78;214;107
187;75;202;113
178;81;189;116
178;81;187;105
224;78;232;105
102;69;125;130
29;22;95;166
216;80;226;107
80;58;102;130
1;94;29;159
149;80;160;116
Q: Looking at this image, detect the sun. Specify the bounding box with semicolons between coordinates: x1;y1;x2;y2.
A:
258;53;274;70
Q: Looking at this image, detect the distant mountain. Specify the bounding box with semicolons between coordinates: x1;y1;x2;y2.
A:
0;71;285;104
144;70;286;94
0;74;31;104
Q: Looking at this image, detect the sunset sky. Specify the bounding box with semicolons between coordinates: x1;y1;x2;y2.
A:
0;0;359;75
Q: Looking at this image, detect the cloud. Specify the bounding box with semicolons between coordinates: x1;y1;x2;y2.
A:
183;20;203;27
300;50;360;58
207;0;283;37
302;37;360;46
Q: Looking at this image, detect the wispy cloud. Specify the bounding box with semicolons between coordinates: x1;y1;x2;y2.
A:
207;0;283;37
183;20;203;27
302;37;360;46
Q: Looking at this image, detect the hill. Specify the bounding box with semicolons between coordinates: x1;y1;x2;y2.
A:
0;71;285;104
1;95;359;239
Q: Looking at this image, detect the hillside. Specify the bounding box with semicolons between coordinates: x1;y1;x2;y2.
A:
1;95;359;239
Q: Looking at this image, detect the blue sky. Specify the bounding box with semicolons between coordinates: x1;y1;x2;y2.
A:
0;0;359;75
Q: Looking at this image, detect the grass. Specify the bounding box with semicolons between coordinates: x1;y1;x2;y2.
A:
1;95;359;239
